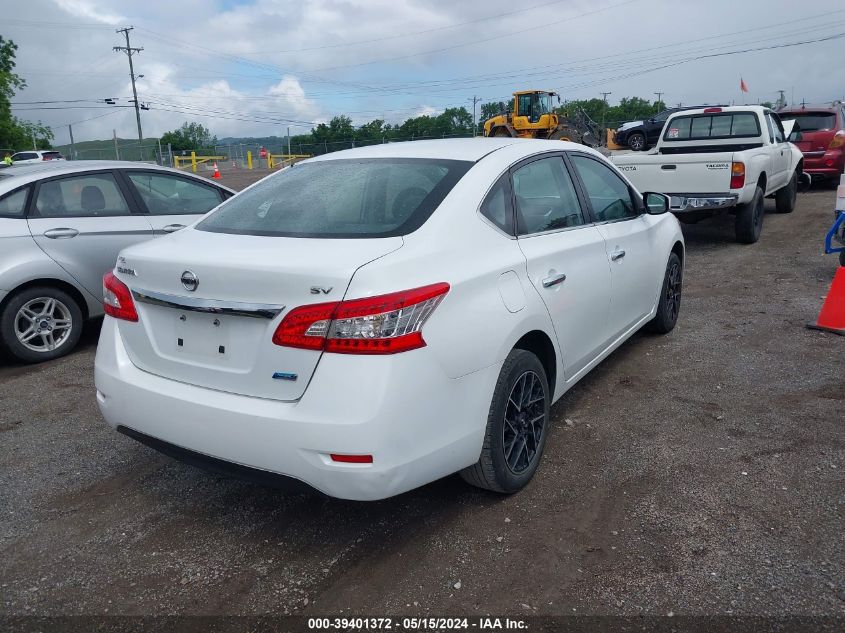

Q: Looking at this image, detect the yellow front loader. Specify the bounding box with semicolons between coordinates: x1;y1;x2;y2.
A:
483;90;602;147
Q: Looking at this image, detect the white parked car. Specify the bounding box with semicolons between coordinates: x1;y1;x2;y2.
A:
95;139;685;500
10;150;65;164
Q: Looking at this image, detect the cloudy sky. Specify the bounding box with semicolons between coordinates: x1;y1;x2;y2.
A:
6;0;845;145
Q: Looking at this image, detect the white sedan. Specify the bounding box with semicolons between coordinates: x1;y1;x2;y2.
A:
95;138;684;500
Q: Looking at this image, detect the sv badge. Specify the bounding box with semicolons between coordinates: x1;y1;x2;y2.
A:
310;286;333;295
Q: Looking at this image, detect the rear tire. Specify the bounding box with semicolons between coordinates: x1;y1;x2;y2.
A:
460;349;550;494
775;171;797;213
0;286;83;363
735;185;765;244
648;252;683;334
628;132;646;151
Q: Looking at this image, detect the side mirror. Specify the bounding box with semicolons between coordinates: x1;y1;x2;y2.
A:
643;192;670;215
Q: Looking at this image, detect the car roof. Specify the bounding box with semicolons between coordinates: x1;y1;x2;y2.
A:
304;137;569;163
778;104;841;113
0;160;234;192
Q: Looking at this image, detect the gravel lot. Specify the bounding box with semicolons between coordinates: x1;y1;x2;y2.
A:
1;182;843;621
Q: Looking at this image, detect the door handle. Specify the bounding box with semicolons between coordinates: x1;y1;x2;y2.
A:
43;228;79;239
162;224;186;233
611;250;626;261
541;273;567;288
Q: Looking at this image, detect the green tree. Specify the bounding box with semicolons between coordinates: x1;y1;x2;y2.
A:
160;121;217;151
0;35;54;150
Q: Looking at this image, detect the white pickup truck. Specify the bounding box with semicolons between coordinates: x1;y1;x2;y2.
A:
611;106;805;243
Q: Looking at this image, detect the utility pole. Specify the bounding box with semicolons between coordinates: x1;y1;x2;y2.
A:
113;129;120;160
468;95;481;137
114;27;144;160
600;92;611;132
653;91;664;112
68;124;75;160
287;126;291;156
776;90;787;110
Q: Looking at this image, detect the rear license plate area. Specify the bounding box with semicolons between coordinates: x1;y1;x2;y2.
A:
174;311;231;359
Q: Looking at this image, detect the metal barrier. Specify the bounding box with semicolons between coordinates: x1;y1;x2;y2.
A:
267;154;311;169
174;151;226;173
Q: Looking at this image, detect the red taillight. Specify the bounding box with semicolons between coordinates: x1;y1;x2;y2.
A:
730;162;746;189
703;107;723;113
829;131;845;149
272;282;449;355
330;454;373;464
103;271;138;322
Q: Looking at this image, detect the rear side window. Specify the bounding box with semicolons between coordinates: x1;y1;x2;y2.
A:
197;158;472;238
12;152;37;161
0;187;29;217
664;113;761;141
33;173;131;218
127;171;223;215
42;152;62;160
479;175;514;235
512;157;584;235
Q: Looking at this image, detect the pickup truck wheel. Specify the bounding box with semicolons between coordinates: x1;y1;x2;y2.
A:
648;252;683;334
460;349;550;494
735;186;765;244
775;172;797;213
628;132;646;151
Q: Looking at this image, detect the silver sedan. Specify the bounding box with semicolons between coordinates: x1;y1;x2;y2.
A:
0;161;234;363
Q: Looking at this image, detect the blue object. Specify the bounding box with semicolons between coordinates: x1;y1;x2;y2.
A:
272;372;298;381
825;211;845;255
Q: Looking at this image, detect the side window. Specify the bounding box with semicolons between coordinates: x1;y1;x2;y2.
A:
479;174;514;234
127;171;223;215
654;111;669;123
765;114;776;143
512;156;585;235
33;173;131;218
0;187;30;217
769;114;786;143
570;155;638;222
12;153;36;161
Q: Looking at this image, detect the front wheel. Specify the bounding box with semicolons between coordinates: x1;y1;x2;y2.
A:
648;252;683;334
0;286;83;363
627;132;646;151
460;349;550;494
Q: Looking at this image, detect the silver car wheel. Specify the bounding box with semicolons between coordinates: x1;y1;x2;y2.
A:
14;297;74;353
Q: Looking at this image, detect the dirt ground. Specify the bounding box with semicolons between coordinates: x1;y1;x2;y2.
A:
1;184;843;622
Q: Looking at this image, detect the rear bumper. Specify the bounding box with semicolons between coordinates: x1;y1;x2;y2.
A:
94;317;498;501
802;149;845;177
668;193;738;213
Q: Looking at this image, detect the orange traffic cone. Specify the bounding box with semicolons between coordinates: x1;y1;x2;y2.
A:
212;162;221;179
807;267;845;335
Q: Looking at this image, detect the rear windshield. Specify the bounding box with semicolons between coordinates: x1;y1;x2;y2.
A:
197;158;472;238
778;112;836;132
664;113;761;141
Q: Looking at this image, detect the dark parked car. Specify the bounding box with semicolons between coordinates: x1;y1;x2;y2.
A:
779;104;845;183
615;106;720;151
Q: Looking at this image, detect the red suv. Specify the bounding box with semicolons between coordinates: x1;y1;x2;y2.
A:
779;104;845;183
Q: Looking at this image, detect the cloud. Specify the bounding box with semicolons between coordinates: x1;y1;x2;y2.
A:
7;0;845;147
53;0;125;25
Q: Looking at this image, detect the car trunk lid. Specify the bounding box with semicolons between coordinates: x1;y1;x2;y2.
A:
115;228;402;401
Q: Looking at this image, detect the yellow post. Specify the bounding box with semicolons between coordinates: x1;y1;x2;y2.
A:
191;151;197;173
268;155;274;169
247;150;253;170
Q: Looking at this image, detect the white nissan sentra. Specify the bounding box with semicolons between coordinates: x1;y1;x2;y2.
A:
95;138;684;500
